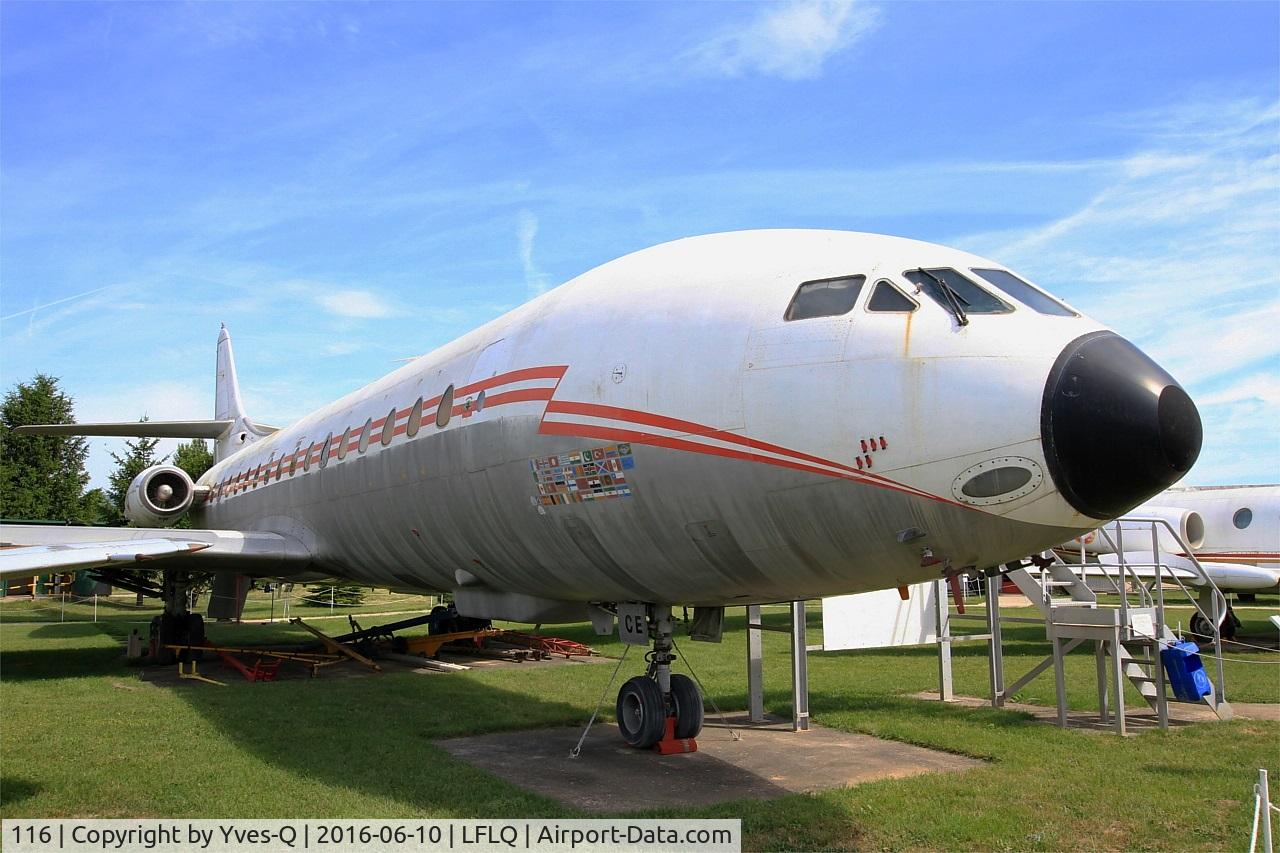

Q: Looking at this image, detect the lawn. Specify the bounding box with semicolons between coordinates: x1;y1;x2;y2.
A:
1;592;1277;851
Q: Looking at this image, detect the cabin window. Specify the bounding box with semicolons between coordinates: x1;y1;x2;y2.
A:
381;408;396;446
358;418;373;453
408;397;424;437
337;427;351;460
436;385;455;428
866;280;918;313
1233;508;1253;529
903;268;1012;315
784;275;866;321
303;442;314;472
475;390;486;412
320;433;333;468
971;268;1076;316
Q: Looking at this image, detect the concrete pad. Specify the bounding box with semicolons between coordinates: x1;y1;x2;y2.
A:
914;692;1280;732
438;713;983;813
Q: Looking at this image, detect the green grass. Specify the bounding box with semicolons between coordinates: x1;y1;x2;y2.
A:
1;597;1277;850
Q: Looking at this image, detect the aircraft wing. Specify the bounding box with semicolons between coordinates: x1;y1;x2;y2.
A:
0;539;212;578
0;524;313;578
1095;551;1280;592
15;420;240;439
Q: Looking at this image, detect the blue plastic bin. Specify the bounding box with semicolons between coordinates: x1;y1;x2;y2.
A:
1160;640;1212;702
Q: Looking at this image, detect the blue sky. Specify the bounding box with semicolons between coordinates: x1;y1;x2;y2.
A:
2;1;1277;488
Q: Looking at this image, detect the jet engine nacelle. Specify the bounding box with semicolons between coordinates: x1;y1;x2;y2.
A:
1070;505;1205;555
124;465;196;527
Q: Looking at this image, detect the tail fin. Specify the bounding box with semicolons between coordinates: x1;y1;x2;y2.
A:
215;324;246;422
214;325;277;461
12;326;275;461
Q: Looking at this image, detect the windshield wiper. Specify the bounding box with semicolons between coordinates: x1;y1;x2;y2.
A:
916;267;969;326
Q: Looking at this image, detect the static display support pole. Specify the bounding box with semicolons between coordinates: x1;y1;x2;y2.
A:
790;601;810;731
985;572;1005;707
746;604;765;722
935;579;954;701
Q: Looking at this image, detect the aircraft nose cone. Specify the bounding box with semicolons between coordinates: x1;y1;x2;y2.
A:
1041;331;1202;519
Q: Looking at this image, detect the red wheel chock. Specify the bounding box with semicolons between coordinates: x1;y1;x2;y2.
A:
652;715;697;755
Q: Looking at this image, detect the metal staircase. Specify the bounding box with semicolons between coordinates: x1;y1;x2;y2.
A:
1006;516;1232;733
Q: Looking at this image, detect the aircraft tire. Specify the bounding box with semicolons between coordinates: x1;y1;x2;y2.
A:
616;676;665;748
670;674;704;739
152;614;179;665
183;613;206;662
1189;612;1213;640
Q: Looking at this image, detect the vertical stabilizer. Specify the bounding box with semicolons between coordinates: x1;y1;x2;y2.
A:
215;324;246;422
214;325;269;462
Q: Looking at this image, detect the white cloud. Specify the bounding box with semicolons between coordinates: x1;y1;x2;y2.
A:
315;288;394;318
517;210;551;296
1198;374;1280;407
962;97;1280;484
692;0;880;80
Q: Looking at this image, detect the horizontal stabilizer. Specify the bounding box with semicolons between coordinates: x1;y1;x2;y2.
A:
0;524;313;577
0;539;211;578
14;420;245;439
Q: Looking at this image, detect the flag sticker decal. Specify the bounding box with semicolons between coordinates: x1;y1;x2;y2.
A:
530;443;634;506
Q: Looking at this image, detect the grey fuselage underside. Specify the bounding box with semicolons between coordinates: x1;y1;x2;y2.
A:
197;413;1073;606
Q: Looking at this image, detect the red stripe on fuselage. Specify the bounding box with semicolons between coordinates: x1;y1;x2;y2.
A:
543;400;942;503
538;419;962;507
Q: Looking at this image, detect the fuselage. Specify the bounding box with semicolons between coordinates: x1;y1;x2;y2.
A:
191;230;1199;606
1153;484;1280;569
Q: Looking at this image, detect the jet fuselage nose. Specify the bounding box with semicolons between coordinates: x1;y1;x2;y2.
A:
1041;331;1202;520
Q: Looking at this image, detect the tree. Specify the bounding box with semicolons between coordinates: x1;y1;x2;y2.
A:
105;425;165;526
173;439;214;481
0;374;90;521
302;583;366;607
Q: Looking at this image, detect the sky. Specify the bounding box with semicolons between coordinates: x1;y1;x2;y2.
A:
2;1;1277;488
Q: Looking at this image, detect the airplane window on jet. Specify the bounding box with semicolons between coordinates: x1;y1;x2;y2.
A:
971;268;1076;316
381;408;396;446
408;397;424;437
867;281;918;313
903;268;1012;314
784;275;866;321
358;418;373;453
1233;508;1253;529
320;433;333;468
303;442;313;472
338;427;351;460
436;385;455;428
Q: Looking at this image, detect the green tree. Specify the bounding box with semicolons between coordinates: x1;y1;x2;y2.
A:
0;374;90;521
173;439;214;481
302;583;366;607
105;426;165;526
76;488;114;525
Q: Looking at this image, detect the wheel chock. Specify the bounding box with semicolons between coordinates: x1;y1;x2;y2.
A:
652;715;697;755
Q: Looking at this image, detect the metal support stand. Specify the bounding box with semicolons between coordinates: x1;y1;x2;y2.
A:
790;600;810;731
985;573;1005;707
746;604;765;722
1052;632;1068;727
935;579;953;701
1110;625;1126;736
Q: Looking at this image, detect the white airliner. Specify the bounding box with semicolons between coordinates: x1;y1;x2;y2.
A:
1;230;1205;747
1057;484;1279;635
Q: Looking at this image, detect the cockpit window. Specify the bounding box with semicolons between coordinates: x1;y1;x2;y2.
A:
903;268;1012;315
784;275;866;321
971;268;1077;316
866;280;918;313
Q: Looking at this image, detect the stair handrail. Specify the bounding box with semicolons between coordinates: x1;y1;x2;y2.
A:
1097;516;1227;704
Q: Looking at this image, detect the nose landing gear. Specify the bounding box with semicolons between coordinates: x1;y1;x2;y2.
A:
614;605;704;753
